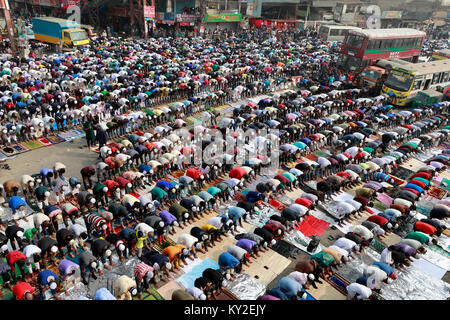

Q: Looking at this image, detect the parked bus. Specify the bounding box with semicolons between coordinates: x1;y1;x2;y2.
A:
381;59;450;106
431;49;450;61
340;28;426;72
318;25;361;42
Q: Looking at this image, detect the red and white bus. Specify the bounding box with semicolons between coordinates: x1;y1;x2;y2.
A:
339;28;426;72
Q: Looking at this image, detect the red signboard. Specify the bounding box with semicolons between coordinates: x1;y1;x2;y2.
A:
144;5;155;18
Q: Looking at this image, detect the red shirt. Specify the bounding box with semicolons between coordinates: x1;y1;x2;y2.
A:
295;198;312;208
403;188;420;196
115;177;131;188
367;215;388;227
186;168;202;180
409;180;426;189
414;221;437;235
6;251;26;270
274;175;290;185
104;180;119;196
229;168;247;180
411;172;431;180
13;282;35;300
337;172;350;179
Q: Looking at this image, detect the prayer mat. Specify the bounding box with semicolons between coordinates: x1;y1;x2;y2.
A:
298;291;316;300
128;192;141;199
20;139;44;150
1;146;21;155
295;215;330;238
370;240;387;254
325;274;350;296
427;185;447;200
391;167;415;181
152;238;176;252
57;129;85;141
388;175;405;186
269;199;287;211
133;286;165;300
170;170;186;179
211;288;240;300
37;137;52;147
46;133;65;144
11;144;28;153
0;287;14;300
426;244;450;259
271;240;298;259
220;106;235;114
438;178;450;192
305;153;318;161
157;281;187;300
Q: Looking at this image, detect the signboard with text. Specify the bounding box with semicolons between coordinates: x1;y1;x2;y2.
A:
176;14;198;22
144;5;155;18
203;14;242;23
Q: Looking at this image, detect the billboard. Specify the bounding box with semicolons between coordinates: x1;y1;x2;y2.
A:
203;14;242;23
144;5;155;18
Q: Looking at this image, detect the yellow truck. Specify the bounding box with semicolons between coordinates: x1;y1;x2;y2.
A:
32;17;89;48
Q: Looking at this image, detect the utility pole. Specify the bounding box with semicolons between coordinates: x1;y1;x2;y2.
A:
1;0;18;55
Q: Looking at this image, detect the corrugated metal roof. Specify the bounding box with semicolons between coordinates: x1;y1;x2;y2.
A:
348;28;426;39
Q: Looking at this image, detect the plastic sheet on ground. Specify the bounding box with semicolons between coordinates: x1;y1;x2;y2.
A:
379;265;450;300
222;272;266;300
176;258;220;289
412;258;447;280
337;248;381;283
276;194;295;206
309;208;338;225
247;204;280;228
436;234;450;254
320;200;345;220
304;181;317;190
422;247;450;271
412;149;444;162
284;229;324;254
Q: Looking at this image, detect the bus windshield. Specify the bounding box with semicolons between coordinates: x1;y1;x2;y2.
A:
384;70;414;92
340;55;361;72
71;31;88;41
360;69;381;81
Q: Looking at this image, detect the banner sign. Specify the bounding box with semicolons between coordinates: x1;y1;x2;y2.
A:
203;14;242;23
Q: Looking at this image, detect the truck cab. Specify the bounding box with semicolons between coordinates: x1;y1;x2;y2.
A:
62;29;89;47
356;66;387;88
411;89;443;107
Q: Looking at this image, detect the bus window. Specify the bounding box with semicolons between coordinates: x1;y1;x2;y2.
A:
330;29;340;36
368;39;380;49
442;72;450;83
433;73;440;84
347;35;364;48
415;38;422;46
393;39;402;48
413;80;422;90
